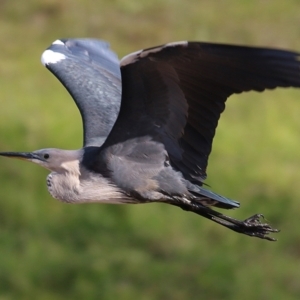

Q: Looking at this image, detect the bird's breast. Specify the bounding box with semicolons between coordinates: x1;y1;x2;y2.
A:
46;172;81;202
46;171;132;204
46;173;60;200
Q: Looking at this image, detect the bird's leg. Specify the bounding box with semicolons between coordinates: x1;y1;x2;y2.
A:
172;201;279;241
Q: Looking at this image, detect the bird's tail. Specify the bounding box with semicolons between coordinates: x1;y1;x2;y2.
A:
188;184;240;209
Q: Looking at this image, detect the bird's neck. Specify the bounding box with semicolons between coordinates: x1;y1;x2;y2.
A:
60;159;81;176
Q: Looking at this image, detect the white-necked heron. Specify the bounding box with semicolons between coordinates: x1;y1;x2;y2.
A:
1;39;300;241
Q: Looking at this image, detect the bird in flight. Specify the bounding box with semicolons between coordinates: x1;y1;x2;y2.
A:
1;39;300;241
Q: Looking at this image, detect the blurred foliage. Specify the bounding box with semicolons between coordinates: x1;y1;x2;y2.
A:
0;0;300;299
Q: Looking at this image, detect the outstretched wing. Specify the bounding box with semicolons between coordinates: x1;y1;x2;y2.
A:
41;39;121;147
104;41;300;184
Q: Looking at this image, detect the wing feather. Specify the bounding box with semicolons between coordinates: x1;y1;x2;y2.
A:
41;39;121;146
104;41;300;184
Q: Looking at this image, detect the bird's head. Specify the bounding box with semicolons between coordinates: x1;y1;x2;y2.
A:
0;148;83;173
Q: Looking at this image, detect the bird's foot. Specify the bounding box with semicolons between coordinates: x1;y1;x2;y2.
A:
212;213;280;241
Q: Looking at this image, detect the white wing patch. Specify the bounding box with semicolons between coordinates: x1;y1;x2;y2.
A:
52;39;64;45
41;49;66;66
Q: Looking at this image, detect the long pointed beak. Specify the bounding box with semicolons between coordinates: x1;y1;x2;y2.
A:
0;152;40;161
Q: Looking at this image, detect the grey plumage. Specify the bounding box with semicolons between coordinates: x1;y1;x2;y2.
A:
1;38;300;241
42;39;121;147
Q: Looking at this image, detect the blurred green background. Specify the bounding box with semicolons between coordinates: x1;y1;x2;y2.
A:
1;0;300;299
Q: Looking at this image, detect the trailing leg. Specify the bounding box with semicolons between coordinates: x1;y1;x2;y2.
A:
172;200;279;241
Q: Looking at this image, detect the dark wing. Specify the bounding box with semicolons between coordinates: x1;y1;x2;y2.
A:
41;39;121;147
104;41;300;184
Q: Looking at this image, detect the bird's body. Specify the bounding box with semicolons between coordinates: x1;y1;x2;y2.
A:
32;145;230;207
1;38;300;241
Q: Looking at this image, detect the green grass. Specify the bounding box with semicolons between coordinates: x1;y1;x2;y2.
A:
1;0;300;299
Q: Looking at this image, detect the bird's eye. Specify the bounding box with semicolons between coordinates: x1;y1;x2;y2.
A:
43;153;50;159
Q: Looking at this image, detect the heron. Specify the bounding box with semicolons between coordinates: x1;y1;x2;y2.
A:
1;39;300;241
